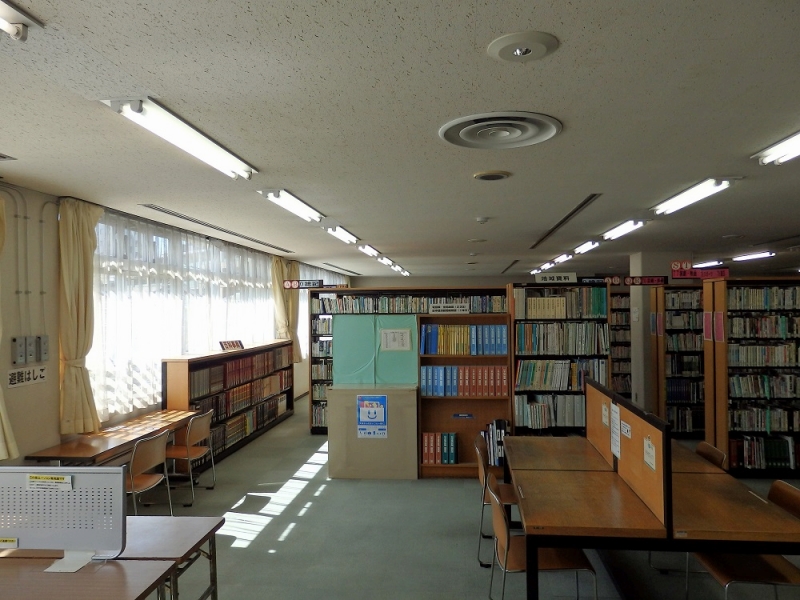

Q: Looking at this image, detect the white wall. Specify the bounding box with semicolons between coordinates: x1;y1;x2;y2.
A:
0;184;61;464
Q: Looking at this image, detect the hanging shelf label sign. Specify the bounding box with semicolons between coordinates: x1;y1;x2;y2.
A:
7;366;47;389
535;272;577;284
671;268;729;279
283;279;323;289
429;301;469;314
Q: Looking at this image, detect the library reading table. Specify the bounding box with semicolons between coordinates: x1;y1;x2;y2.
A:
25;409;196;465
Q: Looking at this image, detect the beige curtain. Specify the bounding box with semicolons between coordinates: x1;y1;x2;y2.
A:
0;200;19;459
287;261;301;361
271;255;291;338
59;198;103;434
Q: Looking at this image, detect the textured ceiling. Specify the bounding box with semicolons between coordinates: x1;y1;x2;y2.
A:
1;1;800;279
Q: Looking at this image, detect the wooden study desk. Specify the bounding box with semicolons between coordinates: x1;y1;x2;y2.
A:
0;557;175;600
670;440;726;474
25;410;196;465
119;515;225;600
504;436;613;472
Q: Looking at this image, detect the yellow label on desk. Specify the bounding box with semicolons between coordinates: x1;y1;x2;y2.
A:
27;474;73;491
0;538;19;548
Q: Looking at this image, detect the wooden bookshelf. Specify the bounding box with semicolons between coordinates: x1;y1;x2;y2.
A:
609;288;632;398
418;313;512;478
308;287;508;435
653;285;705;439
710;277;800;475
162;340;294;471
509;282;610;435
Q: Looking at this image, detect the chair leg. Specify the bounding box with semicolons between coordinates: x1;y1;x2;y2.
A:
206;449;216;490
478;502;491;568
183;456;196;507
592;570;598;600
163;464;174;516
488;540;497;600
131;492;138;516
575;571;580;599
684;552;690;600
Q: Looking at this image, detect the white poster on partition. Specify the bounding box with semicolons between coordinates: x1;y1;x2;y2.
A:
357;395;387;438
611;403;621;458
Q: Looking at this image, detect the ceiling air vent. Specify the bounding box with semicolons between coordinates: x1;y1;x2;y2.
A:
0;153;18;161
323;263;361;276
438;112;562;150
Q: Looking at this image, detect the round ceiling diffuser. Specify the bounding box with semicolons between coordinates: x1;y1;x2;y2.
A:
487;31;559;63
439;112;562;150
474;170;511;181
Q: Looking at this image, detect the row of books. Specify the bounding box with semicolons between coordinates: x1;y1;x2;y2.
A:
610;312;630;326
482;420;510;466
728;405;800;433
727;286;800;311
312;383;328;401
311;316;333;334
311;358;332;380
665;355;701;377
666;379;704;404
421;432;458;464
420;365;508;397
665;311;703;330
514;322;609;356
513;287;608;320
610;294;631;309
223;346;292;388
215;393;289;449
312;294;507;315
311;339;332;358
311;401;327;427
514;358;608;391
611;346;631;358
728;315;800;340
665;290;702;310
666;333;703;352
613;362;632;374
189;364;224;399
611;329;631;342
514;394;586;428
419;324;508;356
728;342;798;367
728;374;800;399
612;374;632;393
666;406;703;433
191;372;291;422
729;435;797;470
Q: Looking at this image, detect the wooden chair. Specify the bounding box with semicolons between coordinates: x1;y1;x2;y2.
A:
695;441;727;469
650;442;728;573
126;429;173;516
486;473;597;600
688;480;800;600
165;409;216;507
475;433;518;568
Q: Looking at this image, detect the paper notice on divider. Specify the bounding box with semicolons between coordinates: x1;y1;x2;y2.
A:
611;404;621;458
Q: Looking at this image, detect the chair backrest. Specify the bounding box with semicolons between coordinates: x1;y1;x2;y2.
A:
695;441;726;469
129;429;170;477
768;480;800;519
486;473;514;566
185;409;213;447
474;433;489;487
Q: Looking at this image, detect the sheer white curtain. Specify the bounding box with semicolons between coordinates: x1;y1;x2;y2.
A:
297;265;349;359
86;212;275;421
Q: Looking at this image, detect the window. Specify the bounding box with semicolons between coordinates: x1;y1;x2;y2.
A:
86;212;276;421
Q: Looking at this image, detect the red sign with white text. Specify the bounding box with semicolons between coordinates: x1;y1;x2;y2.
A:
671;268;729;280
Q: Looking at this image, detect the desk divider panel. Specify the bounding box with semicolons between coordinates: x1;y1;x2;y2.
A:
615;401;672;531
585;381;614;467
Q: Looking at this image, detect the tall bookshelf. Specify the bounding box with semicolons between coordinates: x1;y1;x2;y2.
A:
710;277;800;474
308;287;509;436
654;285;705;439
510;282;610;434
162;340;294;471
418;313;512;477
609;289;632;398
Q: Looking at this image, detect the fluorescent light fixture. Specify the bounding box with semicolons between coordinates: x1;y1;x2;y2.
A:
732;251;775;262
753;131;800;165
0;16;25;40
0;2;40;41
259;189;323;222
358;244;379;257
391;264;403;272
693;260;722;268
104;98;256;180
653;179;731;215
553;254;572;264
602;220;645;240
327;226;358;245
378;257;393;267
540;262;555;271
401;270;410;276
530;269;542;275
575;241;599;254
